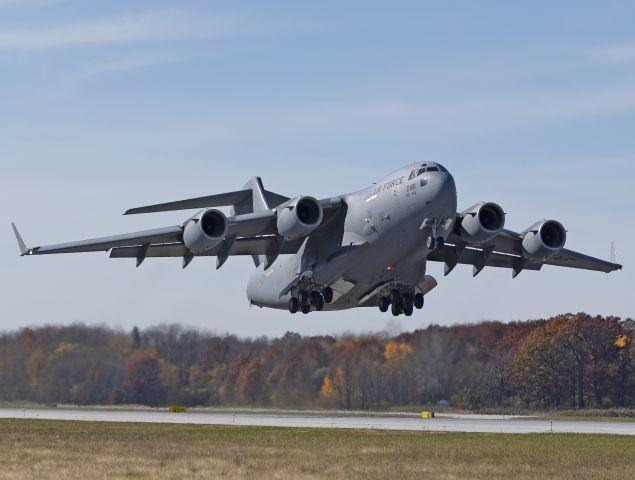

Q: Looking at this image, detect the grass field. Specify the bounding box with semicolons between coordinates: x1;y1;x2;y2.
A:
1;420;634;479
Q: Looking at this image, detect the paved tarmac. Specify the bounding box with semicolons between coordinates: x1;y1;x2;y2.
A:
1;408;634;435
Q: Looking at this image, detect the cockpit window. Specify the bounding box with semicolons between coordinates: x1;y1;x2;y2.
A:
417;168;426;176
438;165;447;172
427;166;439;172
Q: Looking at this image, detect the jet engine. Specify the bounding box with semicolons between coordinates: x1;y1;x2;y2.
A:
521;220;566;261
183;209;228;253
458;202;505;245
276;196;323;240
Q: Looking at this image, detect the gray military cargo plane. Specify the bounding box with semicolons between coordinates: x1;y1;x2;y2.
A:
12;162;622;316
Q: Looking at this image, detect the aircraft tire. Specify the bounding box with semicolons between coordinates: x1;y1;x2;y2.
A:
403;293;414;310
403;304;413;316
389;289;401;305
288;297;299;314
426;236;437;250
378;296;389;312
414;293;424;309
323;287;334;303
310;291;322;307
299;289;309;305
391;301;402;316
314;294;324;311
301;304;311;314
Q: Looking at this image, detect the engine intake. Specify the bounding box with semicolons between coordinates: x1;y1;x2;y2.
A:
183;209;228;253
277;196;323;240
522;220;566;261
459;202;505;245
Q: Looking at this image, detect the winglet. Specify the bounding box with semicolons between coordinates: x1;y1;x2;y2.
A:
11;223;30;256
610;241;618;264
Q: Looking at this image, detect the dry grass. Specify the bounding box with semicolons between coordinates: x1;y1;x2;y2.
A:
0;420;634;480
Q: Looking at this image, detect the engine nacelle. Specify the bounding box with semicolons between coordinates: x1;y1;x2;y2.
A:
521;220;566;261
182;209;228;253
276;196;323;240
459;202;505;245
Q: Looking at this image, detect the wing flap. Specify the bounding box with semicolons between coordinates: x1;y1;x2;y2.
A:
428;242;620;274
109;236;305;259
427;244;542;272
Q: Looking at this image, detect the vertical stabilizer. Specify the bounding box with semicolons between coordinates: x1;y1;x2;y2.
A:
232;177;271;267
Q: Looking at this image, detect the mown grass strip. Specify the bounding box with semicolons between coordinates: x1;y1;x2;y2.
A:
0;419;633;479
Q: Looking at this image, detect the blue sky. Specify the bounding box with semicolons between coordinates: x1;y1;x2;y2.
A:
1;0;633;336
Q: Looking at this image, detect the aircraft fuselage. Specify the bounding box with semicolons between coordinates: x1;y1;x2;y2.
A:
246;162;457;310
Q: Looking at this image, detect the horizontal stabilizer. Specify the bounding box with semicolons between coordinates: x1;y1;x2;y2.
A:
124;190;253;215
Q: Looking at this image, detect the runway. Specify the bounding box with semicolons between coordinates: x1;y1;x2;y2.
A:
1;408;634;435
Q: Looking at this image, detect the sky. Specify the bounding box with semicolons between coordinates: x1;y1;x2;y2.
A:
1;0;634;337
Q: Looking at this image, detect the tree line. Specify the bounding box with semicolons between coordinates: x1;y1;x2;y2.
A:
0;313;633;410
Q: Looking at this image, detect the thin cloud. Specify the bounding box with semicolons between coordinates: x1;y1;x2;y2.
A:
0;0;61;7
0;9;244;49
180;89;635;141
67;52;195;85
592;42;635;62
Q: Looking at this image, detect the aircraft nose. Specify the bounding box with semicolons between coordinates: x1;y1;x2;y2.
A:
431;172;457;212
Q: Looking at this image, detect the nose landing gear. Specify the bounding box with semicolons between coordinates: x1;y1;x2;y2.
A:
426;235;444;251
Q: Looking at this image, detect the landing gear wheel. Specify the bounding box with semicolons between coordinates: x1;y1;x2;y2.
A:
310;291;324;311
300;304;311;314
323;287;334;304
414;293;424;309
316;296;324;311
378;296;390;313
426;236;437;250
389;289;401;305
403;304;413;317
310;290;321;306
402;293;414;310
288;297;299;314
391;301;402;317
299;289;309;306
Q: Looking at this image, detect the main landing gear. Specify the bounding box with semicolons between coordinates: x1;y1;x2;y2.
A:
289;286;333;314
378;289;424;317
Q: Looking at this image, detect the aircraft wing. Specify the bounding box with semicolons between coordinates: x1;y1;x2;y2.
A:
431;227;622;277
11;184;342;269
11;223;184;256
